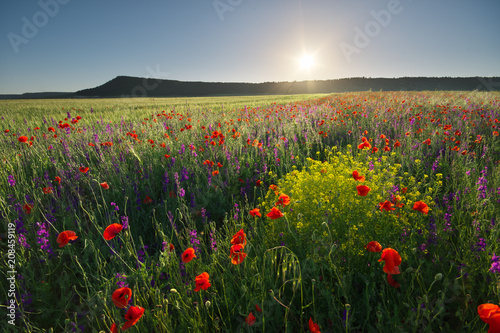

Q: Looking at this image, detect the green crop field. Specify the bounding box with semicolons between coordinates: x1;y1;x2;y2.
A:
1;91;499;332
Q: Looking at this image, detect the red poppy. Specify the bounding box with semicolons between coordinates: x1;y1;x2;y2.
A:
23;203;33;214
356;185;371;196
401;187;407;194
275;194;290;207
230;244;247;265
358;140;372;150
412;201;429;214
122;306;145;331
393;140;401;147
249;208;261;217
48;127;56;132
365;241;382;252
230;229;247;247
256;180;262;187
4;129;10;133
103;223;123;240
245;312;256;326
182;247;196;263
194;272;211;292
266;207;284;219
42;187;53;194
165;154;170;158
169;243;175;252
143;195;153;204
109;323;118;333
379;248;402;275
55;176;61;185
387;274;400;288
56;230;78;248
379;201;395;212
384;146;391;152
309;317;321;333
352;170;365;182
372;147;379;153
18;136;28;143
477;303;500;333
255;304;262;312
112;287;132;308
100;182;110;189
79;166;89;173
212;170;219;176
423;138;431;145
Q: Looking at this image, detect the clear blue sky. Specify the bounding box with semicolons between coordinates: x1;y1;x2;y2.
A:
0;0;499;94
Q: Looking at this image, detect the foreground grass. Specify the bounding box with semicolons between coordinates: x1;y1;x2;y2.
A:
0;91;499;332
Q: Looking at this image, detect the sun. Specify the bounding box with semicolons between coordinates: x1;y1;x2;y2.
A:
298;54;315;70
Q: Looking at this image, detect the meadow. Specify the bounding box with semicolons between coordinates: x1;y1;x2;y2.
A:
1;91;499;332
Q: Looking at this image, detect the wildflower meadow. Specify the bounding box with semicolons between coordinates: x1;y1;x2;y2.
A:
1;91;499;332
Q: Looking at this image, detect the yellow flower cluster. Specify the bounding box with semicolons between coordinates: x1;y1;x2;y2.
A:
262;149;419;259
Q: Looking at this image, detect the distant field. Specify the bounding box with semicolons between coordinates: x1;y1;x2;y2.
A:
1;91;499;332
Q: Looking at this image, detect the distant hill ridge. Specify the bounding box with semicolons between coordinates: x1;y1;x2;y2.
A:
1;76;499;99
75;76;500;97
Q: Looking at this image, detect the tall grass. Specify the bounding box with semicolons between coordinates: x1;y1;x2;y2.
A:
0;91;499;332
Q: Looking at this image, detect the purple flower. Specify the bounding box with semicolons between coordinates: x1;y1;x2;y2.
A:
490;254;500;274
8;175;15;187
121;216;129;230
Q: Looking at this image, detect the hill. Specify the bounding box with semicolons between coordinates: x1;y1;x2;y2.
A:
75;76;500;98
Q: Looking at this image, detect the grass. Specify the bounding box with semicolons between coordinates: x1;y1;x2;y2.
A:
0;91;499;332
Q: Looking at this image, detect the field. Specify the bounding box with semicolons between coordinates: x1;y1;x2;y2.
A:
1;91;499;332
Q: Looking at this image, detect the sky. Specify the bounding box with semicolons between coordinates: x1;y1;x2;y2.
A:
0;0;499;94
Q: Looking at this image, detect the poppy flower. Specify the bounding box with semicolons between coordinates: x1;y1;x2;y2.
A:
48;127;56;132
365;241;382;252
79;166;89;173
352;170;365;182
387;274;400;288
245;312;256;326
477;303;500;333
23;203;33;214
356;185;371;196
182;247;196;263
266;207;284;220
103;223;123;240
255;304;262;313
42;187;53;194
275;194;290;207
372;147;379;153
165;154;170;158
212;170;219;176
379;248;402;275
55;176;61;185
249;208;261;217
112;287;132;308
109;323;118;333
230;229;247;247
393;140;401;147
413;201;429;214
18;136;28;143
230;244;247;265
143;195;153;204
56;230;78;248
256;180;262;187
194;272;211;292
100;182;110;189
358;140;371;150
401;187;407;194
122;306;145;331
379;201;395;212
423;138;431;145
309;317;321;333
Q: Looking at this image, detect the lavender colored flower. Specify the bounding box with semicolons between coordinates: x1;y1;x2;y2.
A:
189;229;200;253
18;234;30;249
110;202;119;211
116;273;128;288
36;222;54;256
489;254;500;274
121;216;129;230
8;175;15;186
